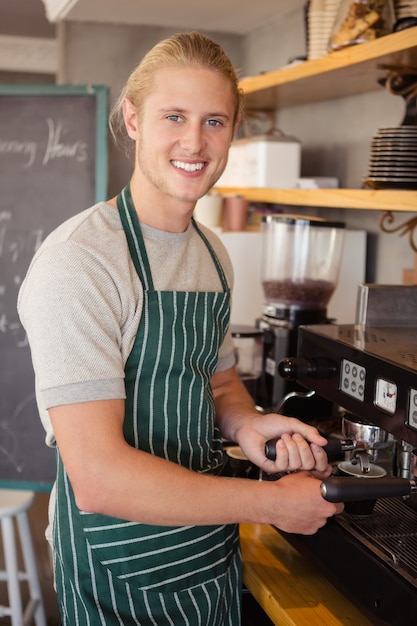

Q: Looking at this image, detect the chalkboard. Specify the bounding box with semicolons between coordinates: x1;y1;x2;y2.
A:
0;84;108;491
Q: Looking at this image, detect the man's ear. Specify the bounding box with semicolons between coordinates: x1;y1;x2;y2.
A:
122;98;139;140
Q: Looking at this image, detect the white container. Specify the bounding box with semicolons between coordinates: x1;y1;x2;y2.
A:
245;134;301;188
218;142;246;187
217;133;301;188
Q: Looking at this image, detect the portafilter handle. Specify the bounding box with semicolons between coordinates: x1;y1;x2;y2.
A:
264;438;356;462
320;476;417;502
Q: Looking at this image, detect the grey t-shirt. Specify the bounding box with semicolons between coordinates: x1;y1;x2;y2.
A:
18;201;236;448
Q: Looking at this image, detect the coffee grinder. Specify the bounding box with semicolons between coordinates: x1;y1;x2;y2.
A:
257;214;345;415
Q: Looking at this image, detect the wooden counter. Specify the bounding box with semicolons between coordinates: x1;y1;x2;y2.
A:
240;523;374;625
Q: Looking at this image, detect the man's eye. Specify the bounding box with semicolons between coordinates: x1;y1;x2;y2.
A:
167;115;182;122
206;119;223;127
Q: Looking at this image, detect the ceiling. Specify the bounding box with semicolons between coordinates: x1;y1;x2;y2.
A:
5;0;306;37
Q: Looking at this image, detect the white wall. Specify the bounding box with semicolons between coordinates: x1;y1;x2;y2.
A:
243;7;307;75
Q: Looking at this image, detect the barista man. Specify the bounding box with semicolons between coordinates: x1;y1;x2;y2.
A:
18;31;343;625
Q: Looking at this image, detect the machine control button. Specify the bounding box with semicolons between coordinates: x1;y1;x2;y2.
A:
407;388;417;430
340;359;366;401
375;378;397;414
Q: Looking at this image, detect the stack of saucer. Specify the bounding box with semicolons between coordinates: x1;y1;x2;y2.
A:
395;0;417;19
308;0;341;60
363;126;417;189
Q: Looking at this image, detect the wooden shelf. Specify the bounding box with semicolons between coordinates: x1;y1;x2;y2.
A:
225;28;417;213
241;27;417;109
215;187;417;212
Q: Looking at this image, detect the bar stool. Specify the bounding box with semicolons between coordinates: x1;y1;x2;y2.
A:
0;489;47;626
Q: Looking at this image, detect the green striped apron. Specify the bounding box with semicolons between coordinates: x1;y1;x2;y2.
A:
53;185;241;625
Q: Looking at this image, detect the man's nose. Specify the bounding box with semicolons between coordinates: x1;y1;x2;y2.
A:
180;122;206;153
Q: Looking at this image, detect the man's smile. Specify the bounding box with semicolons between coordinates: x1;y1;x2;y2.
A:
171;160;206;172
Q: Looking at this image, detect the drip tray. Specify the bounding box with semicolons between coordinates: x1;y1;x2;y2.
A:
335;498;417;588
278;497;417;626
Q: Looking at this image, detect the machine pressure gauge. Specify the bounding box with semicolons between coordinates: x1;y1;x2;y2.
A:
375;378;397;414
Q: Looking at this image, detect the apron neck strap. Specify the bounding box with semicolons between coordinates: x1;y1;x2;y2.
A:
117;184;154;291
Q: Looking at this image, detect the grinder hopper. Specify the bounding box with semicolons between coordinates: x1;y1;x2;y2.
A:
261;214;345;320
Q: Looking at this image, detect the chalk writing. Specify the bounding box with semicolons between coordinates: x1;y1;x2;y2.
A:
0;313;7;332
0;393;38;472
0;218;44;348
0;226;44;263
27;228;44;255
0;86;104;486
0;213;12;259
0;118;88;169
0;139;37;167
0;314;27;347
0;312;26;344
0;423;25;472
0;227;7;257
43;118;88;165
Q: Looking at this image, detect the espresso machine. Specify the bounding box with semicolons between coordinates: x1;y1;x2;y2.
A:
272;284;417;625
256;214;345;414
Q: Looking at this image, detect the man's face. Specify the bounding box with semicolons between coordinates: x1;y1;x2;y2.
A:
133;66;236;205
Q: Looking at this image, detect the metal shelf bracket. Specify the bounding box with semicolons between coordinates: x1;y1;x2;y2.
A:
380;210;417;252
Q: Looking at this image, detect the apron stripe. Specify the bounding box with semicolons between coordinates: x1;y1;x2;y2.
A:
125;585;142;625
143;591;160;626
86;543;106;625
85;524;225;553
117;544;238;590
174;592;191;626
132;300;149;449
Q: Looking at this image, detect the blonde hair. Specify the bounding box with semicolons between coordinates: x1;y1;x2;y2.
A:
109;31;244;147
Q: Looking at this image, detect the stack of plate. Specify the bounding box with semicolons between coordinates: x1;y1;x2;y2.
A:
395;0;417;19
364;126;417;189
308;0;341;60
